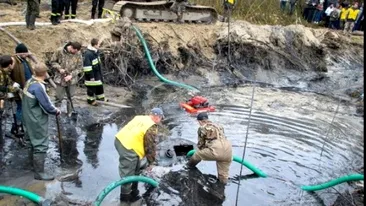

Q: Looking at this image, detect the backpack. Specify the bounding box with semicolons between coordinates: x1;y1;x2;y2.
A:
330;10;339;19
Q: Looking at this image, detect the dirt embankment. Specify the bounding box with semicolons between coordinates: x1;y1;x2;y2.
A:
0;1;364;98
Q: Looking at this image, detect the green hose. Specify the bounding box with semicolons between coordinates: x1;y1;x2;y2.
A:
301;174;364;191
0;185;51;206
186;150;267;178
131;25;200;92
93;176;159;206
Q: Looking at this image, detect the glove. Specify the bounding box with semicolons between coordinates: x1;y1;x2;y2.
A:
13;82;20;89
56;108;61;116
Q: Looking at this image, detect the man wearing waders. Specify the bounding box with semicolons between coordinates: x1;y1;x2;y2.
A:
22;63;60;180
83;38;106;106
64;0;78;19
51;42;82;115
186;112;232;184
114;108;164;204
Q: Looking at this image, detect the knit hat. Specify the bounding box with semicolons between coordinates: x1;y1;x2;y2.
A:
197;112;208;121
15;43;28;54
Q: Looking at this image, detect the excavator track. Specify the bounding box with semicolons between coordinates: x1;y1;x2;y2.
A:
112;1;218;24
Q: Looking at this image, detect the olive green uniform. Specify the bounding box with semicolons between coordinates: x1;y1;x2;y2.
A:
188;121;232;184
50;43;83;112
26;0;40;29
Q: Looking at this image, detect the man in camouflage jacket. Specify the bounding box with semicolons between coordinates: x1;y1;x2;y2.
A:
50;41;82;114
187;112;233;184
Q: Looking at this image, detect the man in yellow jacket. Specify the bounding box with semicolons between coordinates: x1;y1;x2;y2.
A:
114;107;164;204
344;2;360;33
339;4;349;29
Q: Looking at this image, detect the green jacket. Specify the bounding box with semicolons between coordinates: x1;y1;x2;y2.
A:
50;42;83;87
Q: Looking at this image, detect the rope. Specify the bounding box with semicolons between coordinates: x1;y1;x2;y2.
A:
318;98;341;160
234;76;256;206
227;9;232;63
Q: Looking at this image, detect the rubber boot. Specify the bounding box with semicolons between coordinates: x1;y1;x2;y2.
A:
33;153;54;181
29;14;36;30
50;16;57;25
130;182;141;202
56;16;61;24
87;99;98;106
25;13;30;28
28;148;34;171
120;188;131;203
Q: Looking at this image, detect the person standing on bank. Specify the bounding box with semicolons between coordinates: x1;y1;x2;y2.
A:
83;38;107;106
22;63;60;181
64;0;78;19
50;41;82;115
114;108;164;203
25;0;40;30
10;43;34;138
186;112;232;184
91;0;104;19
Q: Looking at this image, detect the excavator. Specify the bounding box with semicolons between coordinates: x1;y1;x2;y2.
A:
103;0;219;24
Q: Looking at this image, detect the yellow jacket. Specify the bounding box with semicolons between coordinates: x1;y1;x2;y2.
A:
347;8;360;21
340;8;349;20
115;115;155;159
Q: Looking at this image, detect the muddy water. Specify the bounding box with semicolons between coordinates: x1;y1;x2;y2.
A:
139;85;364;206
0;85;363;206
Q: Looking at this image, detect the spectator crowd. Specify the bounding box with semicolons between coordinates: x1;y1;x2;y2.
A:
280;0;364;33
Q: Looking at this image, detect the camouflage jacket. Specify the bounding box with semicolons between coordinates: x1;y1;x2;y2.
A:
197;121;226;150
144;124;158;165
0;69;16;99
50;43;83;87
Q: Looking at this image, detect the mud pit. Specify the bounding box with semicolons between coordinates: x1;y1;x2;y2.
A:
0;1;364;205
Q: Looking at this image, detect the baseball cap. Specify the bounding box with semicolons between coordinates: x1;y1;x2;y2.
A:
197;112;208;121
151;107;165;118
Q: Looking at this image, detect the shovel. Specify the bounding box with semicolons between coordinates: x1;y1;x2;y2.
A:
65;84;78;121
55;115;63;162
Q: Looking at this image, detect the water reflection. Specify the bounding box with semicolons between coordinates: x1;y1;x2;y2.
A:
60;117;82;167
84;123;104;168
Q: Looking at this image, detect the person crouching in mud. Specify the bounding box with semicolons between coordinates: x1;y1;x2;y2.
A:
114;108;164;204
186;112;232;184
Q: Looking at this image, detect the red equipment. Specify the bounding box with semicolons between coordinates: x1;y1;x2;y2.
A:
180;96;216;114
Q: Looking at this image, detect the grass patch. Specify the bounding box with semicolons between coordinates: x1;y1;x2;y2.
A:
192;0;319;25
